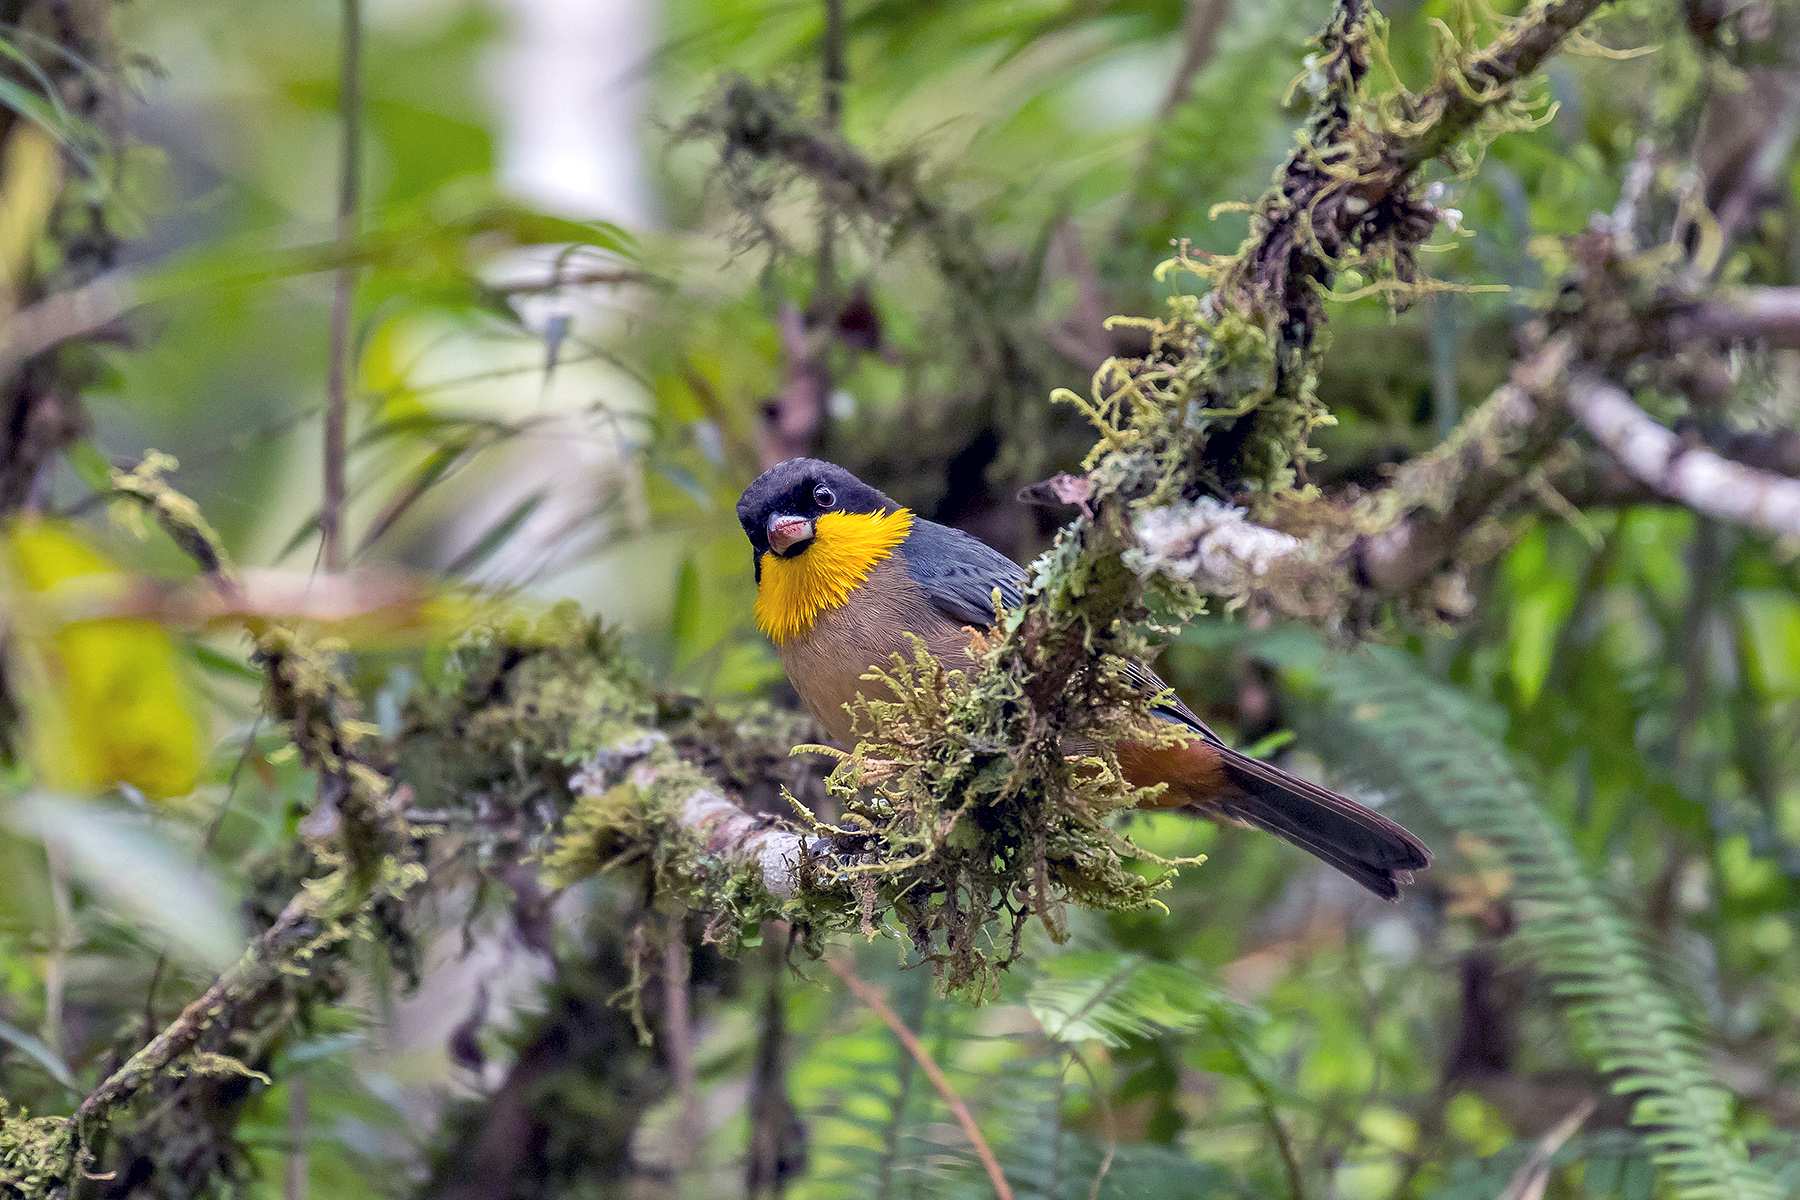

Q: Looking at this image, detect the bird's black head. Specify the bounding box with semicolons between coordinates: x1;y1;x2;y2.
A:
736;458;898;571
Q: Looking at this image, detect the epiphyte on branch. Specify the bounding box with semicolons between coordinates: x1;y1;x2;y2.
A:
737;458;1431;899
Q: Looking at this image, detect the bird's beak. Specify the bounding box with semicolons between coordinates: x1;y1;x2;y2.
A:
766;513;815;555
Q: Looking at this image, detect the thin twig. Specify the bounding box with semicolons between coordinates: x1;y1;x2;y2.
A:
491;267;652;295
1232;1039;1307;1200
1393;0;1616;174
1709;81;1800;266
1156;0;1230;120
41;839;73;1059
1683;288;1800;348
819;0;845;128
284;1076;308;1200
74;887;330;1146
320;0;364;573
746;937;800;1197
1495;1098;1595;1200
1068;1049;1116;1200
759;302;829;469
814;0;846;313
1672;518;1722;777
873;967;929;1200
662;930;703;1177
821;953;1014;1200
144;717;265;1032
1114;0;1231;247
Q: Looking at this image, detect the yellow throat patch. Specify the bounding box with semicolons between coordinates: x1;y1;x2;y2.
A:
755;508;914;645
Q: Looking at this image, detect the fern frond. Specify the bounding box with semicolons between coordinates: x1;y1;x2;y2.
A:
1026;953;1249;1049
1303;647;1781;1200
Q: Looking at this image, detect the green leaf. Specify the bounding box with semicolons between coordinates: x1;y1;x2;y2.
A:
669;555;703;655
190;643;263;683
355;434;483;556
0;1017;78;1092
444;491;546;578
1239;728;1296;759
1027;952;1237;1048
0;42;98;174
9;792;247;973
1737;589;1800;698
62;440;114;493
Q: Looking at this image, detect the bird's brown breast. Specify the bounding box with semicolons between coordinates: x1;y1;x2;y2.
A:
777;555;980;746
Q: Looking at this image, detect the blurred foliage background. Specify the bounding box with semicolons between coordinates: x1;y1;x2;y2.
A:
2;0;1800;1197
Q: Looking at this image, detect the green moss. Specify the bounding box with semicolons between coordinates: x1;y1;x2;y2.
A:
780;637;1198;996
0;1102;70;1199
411;606;1194;999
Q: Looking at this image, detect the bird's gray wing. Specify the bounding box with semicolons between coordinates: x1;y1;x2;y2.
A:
899;518;1026;629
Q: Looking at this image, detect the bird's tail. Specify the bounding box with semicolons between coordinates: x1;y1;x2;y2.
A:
1203;745;1430;902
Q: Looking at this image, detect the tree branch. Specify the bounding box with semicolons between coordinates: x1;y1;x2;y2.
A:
1682;288;1800;348
1123;336;1576;620
320;0;364;573
563;734;830;903
1354;337;1577;594
1392;0;1615;174
73;888;336;1149
1566;375;1800;539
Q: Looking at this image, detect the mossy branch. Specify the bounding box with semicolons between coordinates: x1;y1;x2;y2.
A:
965;0;1615;726
661;0;1623;989
441;618;1187;998
687;79;1007;321
1121;333;1579;620
1391;0;1616;174
71;888;335;1150
2;468;428;1193
683;76;1055;463
10;628;422;1193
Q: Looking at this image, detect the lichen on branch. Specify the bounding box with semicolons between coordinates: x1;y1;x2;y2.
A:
955;0;1614;734
411;610;1185;998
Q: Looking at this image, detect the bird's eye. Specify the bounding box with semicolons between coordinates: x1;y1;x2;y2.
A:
812;483;835;508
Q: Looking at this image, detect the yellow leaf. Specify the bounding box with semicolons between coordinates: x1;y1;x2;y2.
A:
0;123;62;311
3;521;206;799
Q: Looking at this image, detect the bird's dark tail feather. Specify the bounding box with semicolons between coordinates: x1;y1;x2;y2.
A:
1203;746;1431;901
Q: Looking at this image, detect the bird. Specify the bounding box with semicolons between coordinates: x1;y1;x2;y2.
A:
736;458;1430;900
